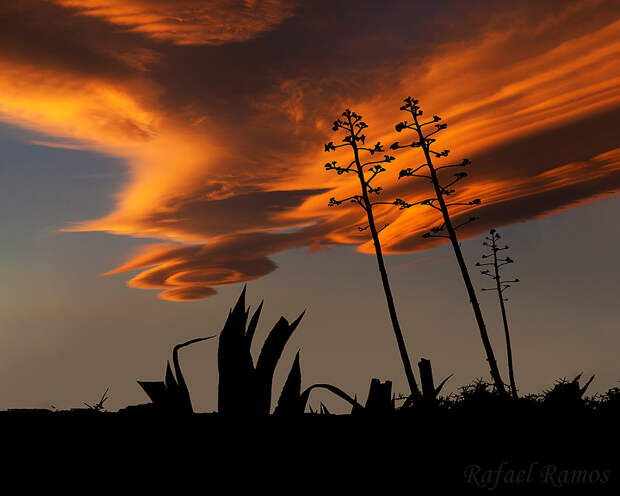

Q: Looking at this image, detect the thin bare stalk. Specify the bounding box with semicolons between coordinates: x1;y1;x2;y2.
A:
350;123;418;397
478;229;520;399
497;279;516;399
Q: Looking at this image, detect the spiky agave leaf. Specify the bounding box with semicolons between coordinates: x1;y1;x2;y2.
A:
164;360;188;412
224;285;250;343
165;361;178;390
274;351;302;415
218;287;257;414
435;374;454;397
245;301;263;349
254;311;305;414
580;375;595;397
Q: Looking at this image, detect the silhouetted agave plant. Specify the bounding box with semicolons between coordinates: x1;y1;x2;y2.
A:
138;336;215;414
391;97;506;395
217;286;305;415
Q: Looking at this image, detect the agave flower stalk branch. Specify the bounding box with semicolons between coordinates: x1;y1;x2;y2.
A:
397;97;506;395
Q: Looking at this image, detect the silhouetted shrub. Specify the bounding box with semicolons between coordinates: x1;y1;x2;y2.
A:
543;374;594;410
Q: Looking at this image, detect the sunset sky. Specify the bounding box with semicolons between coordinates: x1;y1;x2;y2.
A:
1;0;620;411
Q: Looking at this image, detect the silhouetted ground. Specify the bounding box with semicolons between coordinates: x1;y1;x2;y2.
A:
2;400;617;492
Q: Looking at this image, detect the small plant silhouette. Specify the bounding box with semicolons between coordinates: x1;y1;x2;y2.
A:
597;383;620;414
455;378;507;410
83;387;110;411
138;336;215;413
323;108;420;397
396;359;452;410
274;350;365;415
415;358;453;407
392;97;505;395
477;229;521;399
544;373;595;409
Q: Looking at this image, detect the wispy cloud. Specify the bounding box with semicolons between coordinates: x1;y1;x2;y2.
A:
1;0;619;299
53;0;297;45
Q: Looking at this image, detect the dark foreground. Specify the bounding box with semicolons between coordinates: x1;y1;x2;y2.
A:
2;407;617;493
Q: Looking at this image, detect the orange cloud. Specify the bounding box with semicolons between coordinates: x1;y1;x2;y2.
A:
0;71;158;150
53;0;297;45
378;146;620;254
100;225;332;300
100;145;620;300
0;0;619;299
0;59;235;244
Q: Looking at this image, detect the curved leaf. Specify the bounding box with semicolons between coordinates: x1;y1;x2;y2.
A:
300;383;364;413
435;374;454;397
172;335;216;412
173;336;216;390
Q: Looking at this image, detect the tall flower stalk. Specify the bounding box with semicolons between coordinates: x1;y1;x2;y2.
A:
324;109;420;397
392;97;506;394
477;229;520;399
